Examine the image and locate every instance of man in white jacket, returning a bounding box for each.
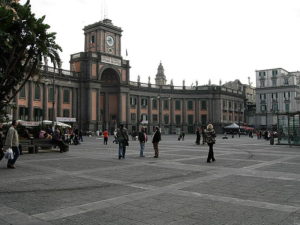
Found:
[5,120,19,169]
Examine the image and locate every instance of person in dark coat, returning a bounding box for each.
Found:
[152,126,161,158]
[116,124,129,159]
[205,124,216,163]
[195,127,201,145]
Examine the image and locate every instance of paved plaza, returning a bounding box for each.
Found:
[0,135,299,225]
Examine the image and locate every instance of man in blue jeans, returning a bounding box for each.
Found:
[5,120,20,169]
[138,127,147,157]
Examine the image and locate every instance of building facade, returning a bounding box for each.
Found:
[255,68,300,129]
[11,19,246,134]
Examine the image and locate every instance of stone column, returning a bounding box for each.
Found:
[118,93,122,125]
[182,98,187,132]
[126,93,130,128]
[137,95,141,131]
[97,89,101,130]
[28,81,33,121]
[147,96,152,133]
[105,93,109,129]
[57,86,62,117]
[43,84,48,120]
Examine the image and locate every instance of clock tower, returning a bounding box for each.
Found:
[83,18,122,56]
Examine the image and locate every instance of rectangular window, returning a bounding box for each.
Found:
[19,106,28,120]
[272,70,278,76]
[152,99,157,109]
[19,86,26,99]
[91,35,95,43]
[141,98,148,107]
[259,71,266,77]
[272,79,277,87]
[284,78,289,85]
[188,115,194,125]
[201,101,207,110]
[131,113,136,121]
[261,105,266,112]
[152,114,158,122]
[272,103,278,112]
[285,103,289,112]
[223,100,226,108]
[48,87,54,102]
[164,115,169,124]
[33,108,43,121]
[48,108,54,121]
[223,115,226,121]
[163,100,169,110]
[175,100,181,110]
[187,101,193,110]
[175,115,181,125]
[260,80,265,87]
[141,114,148,121]
[63,109,70,117]
[63,89,70,103]
[34,85,40,100]
[229,101,232,109]
[130,97,137,106]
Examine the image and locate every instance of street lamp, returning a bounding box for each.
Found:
[51,69,56,131]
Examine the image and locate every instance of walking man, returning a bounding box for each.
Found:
[152,126,161,158]
[5,120,20,169]
[116,124,129,159]
[138,127,147,157]
[195,127,201,145]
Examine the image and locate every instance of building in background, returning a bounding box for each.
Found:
[10,19,246,134]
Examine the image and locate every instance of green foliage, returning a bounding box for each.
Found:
[0,0,62,119]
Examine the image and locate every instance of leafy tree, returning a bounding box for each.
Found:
[0,0,62,120]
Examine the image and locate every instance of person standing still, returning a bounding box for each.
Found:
[138,128,147,157]
[5,120,20,169]
[195,127,201,145]
[152,126,161,158]
[103,129,109,145]
[205,124,216,163]
[116,124,129,159]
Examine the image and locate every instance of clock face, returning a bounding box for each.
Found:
[106,35,114,47]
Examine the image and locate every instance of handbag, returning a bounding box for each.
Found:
[4,148,14,160]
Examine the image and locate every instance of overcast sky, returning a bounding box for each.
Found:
[20,0,300,86]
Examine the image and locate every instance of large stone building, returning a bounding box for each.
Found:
[255,68,300,129]
[11,19,246,134]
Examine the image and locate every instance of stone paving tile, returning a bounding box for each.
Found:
[29,157,129,171]
[0,175,142,215]
[216,153,282,161]
[182,175,300,207]
[84,164,208,187]
[179,158,259,168]
[257,162,300,174]
[287,156,300,164]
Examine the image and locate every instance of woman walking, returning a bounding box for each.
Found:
[205,124,216,163]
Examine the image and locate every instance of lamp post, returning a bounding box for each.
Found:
[52,70,56,131]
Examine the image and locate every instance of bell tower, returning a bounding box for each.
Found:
[155,62,167,85]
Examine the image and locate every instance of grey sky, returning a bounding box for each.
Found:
[21,0,300,86]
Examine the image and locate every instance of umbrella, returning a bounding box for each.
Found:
[224,123,240,129]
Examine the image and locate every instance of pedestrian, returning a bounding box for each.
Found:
[138,127,147,157]
[181,131,185,141]
[4,120,20,169]
[205,123,216,163]
[116,124,129,159]
[152,126,161,158]
[103,129,109,145]
[195,127,201,145]
[79,129,83,142]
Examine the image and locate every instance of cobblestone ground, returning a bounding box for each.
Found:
[0,135,299,225]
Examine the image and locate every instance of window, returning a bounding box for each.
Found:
[141,98,148,107]
[164,115,169,124]
[187,101,193,110]
[91,35,95,43]
[152,99,157,109]
[48,87,54,102]
[260,94,266,100]
[201,101,207,110]
[141,114,148,121]
[261,105,266,112]
[259,71,266,77]
[272,79,277,87]
[201,115,207,125]
[34,85,40,100]
[163,100,169,110]
[63,109,70,117]
[285,103,290,112]
[131,113,136,121]
[223,115,227,121]
[152,114,158,122]
[272,70,278,76]
[19,86,26,99]
[284,78,289,85]
[260,80,265,87]
[130,97,137,106]
[63,89,70,103]
[19,106,28,120]
[223,100,226,109]
[48,108,54,121]
[234,103,237,110]
[175,100,181,110]
[175,115,181,125]
[272,93,278,100]
[284,92,290,100]
[272,103,278,112]
[229,101,232,109]
[33,108,43,121]
[188,115,193,125]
